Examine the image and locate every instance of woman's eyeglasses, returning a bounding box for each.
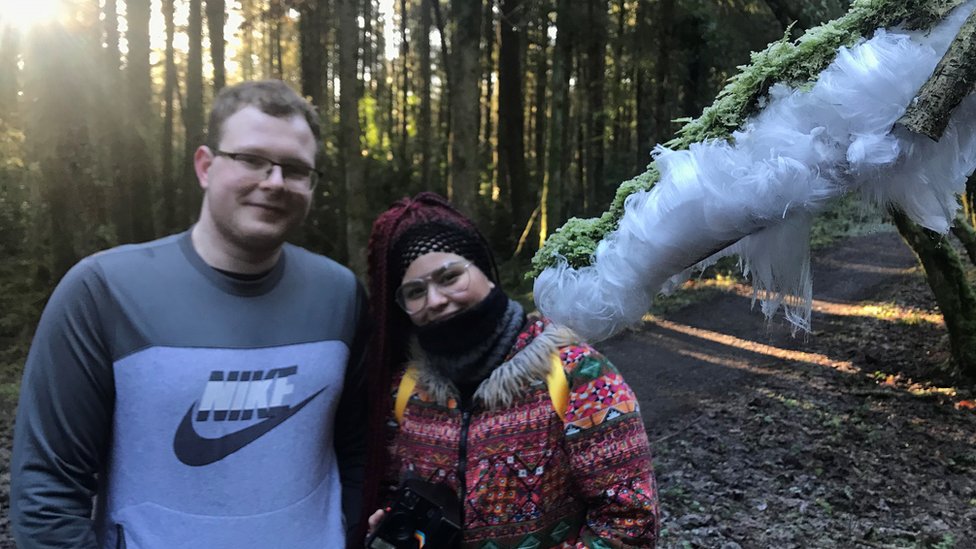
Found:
[395,261,472,314]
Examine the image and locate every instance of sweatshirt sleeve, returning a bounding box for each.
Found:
[560,345,660,548]
[10,259,116,548]
[334,281,371,541]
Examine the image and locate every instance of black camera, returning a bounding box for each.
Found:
[366,478,462,549]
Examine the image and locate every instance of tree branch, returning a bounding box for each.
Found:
[896,8,976,141]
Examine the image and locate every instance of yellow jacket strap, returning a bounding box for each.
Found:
[394,366,419,424]
[393,354,569,423]
[547,354,569,422]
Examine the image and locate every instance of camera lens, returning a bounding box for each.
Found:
[388,512,414,543]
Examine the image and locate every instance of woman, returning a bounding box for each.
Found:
[362,192,658,548]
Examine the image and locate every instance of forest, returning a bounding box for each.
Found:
[0,0,844,388]
[3,0,976,546]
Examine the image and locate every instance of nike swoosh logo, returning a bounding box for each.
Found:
[173,387,326,466]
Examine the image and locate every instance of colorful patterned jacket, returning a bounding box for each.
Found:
[383,317,659,548]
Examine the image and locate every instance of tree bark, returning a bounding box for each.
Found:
[498,0,529,253]
[300,0,326,107]
[183,0,205,223]
[541,0,573,244]
[448,0,483,222]
[481,0,496,195]
[532,1,549,191]
[162,0,178,232]
[609,0,627,155]
[634,0,654,172]
[399,0,410,171]
[419,0,434,191]
[240,0,255,80]
[338,0,367,270]
[951,212,976,266]
[652,0,674,147]
[584,0,608,215]
[893,209,976,377]
[125,0,157,242]
[896,8,976,141]
[206,0,226,92]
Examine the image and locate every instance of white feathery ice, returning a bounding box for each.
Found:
[534,0,976,342]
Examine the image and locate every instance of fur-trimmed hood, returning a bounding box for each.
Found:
[407,319,578,410]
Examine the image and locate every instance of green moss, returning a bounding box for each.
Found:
[529,0,968,278]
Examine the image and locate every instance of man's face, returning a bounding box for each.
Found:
[194,105,317,257]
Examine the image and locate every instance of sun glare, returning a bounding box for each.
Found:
[0,0,63,30]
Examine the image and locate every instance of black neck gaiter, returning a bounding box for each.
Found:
[415,287,525,401]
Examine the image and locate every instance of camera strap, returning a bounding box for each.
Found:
[394,353,569,423]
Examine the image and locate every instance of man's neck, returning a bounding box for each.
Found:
[191,223,282,274]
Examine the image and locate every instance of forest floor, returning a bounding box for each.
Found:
[605,228,976,548]
[1,228,975,548]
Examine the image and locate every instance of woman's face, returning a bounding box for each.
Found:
[400,251,495,326]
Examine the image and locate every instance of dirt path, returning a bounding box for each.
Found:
[604,229,976,548]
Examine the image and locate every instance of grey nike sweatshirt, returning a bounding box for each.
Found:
[11,230,368,549]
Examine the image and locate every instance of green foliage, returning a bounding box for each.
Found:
[529,0,968,277]
[931,532,955,549]
[809,193,887,249]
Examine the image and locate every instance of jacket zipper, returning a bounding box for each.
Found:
[458,408,473,528]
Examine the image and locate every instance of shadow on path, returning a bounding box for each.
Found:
[602,229,920,430]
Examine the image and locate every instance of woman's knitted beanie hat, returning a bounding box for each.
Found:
[371,192,498,289]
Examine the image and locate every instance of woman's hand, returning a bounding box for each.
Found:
[366,508,386,535]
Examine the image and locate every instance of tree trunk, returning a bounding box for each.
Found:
[431,0,453,194]
[532,2,549,196]
[481,0,496,196]
[609,0,626,155]
[419,0,434,192]
[25,24,95,278]
[541,0,572,245]
[101,0,132,244]
[584,0,608,214]
[125,0,157,242]
[951,212,976,266]
[896,8,976,141]
[183,0,205,223]
[652,0,674,146]
[0,28,18,120]
[338,0,367,270]
[162,0,178,232]
[498,0,529,253]
[206,0,226,92]
[448,0,483,221]
[300,0,326,107]
[360,0,374,91]
[634,0,654,172]
[893,209,976,377]
[399,0,410,171]
[240,0,255,80]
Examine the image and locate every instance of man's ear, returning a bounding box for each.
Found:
[193,146,214,190]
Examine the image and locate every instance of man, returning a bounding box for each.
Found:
[10,80,368,548]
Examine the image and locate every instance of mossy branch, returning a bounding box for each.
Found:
[529,0,969,278]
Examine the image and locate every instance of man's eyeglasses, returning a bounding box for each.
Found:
[395,261,472,314]
[214,150,321,192]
